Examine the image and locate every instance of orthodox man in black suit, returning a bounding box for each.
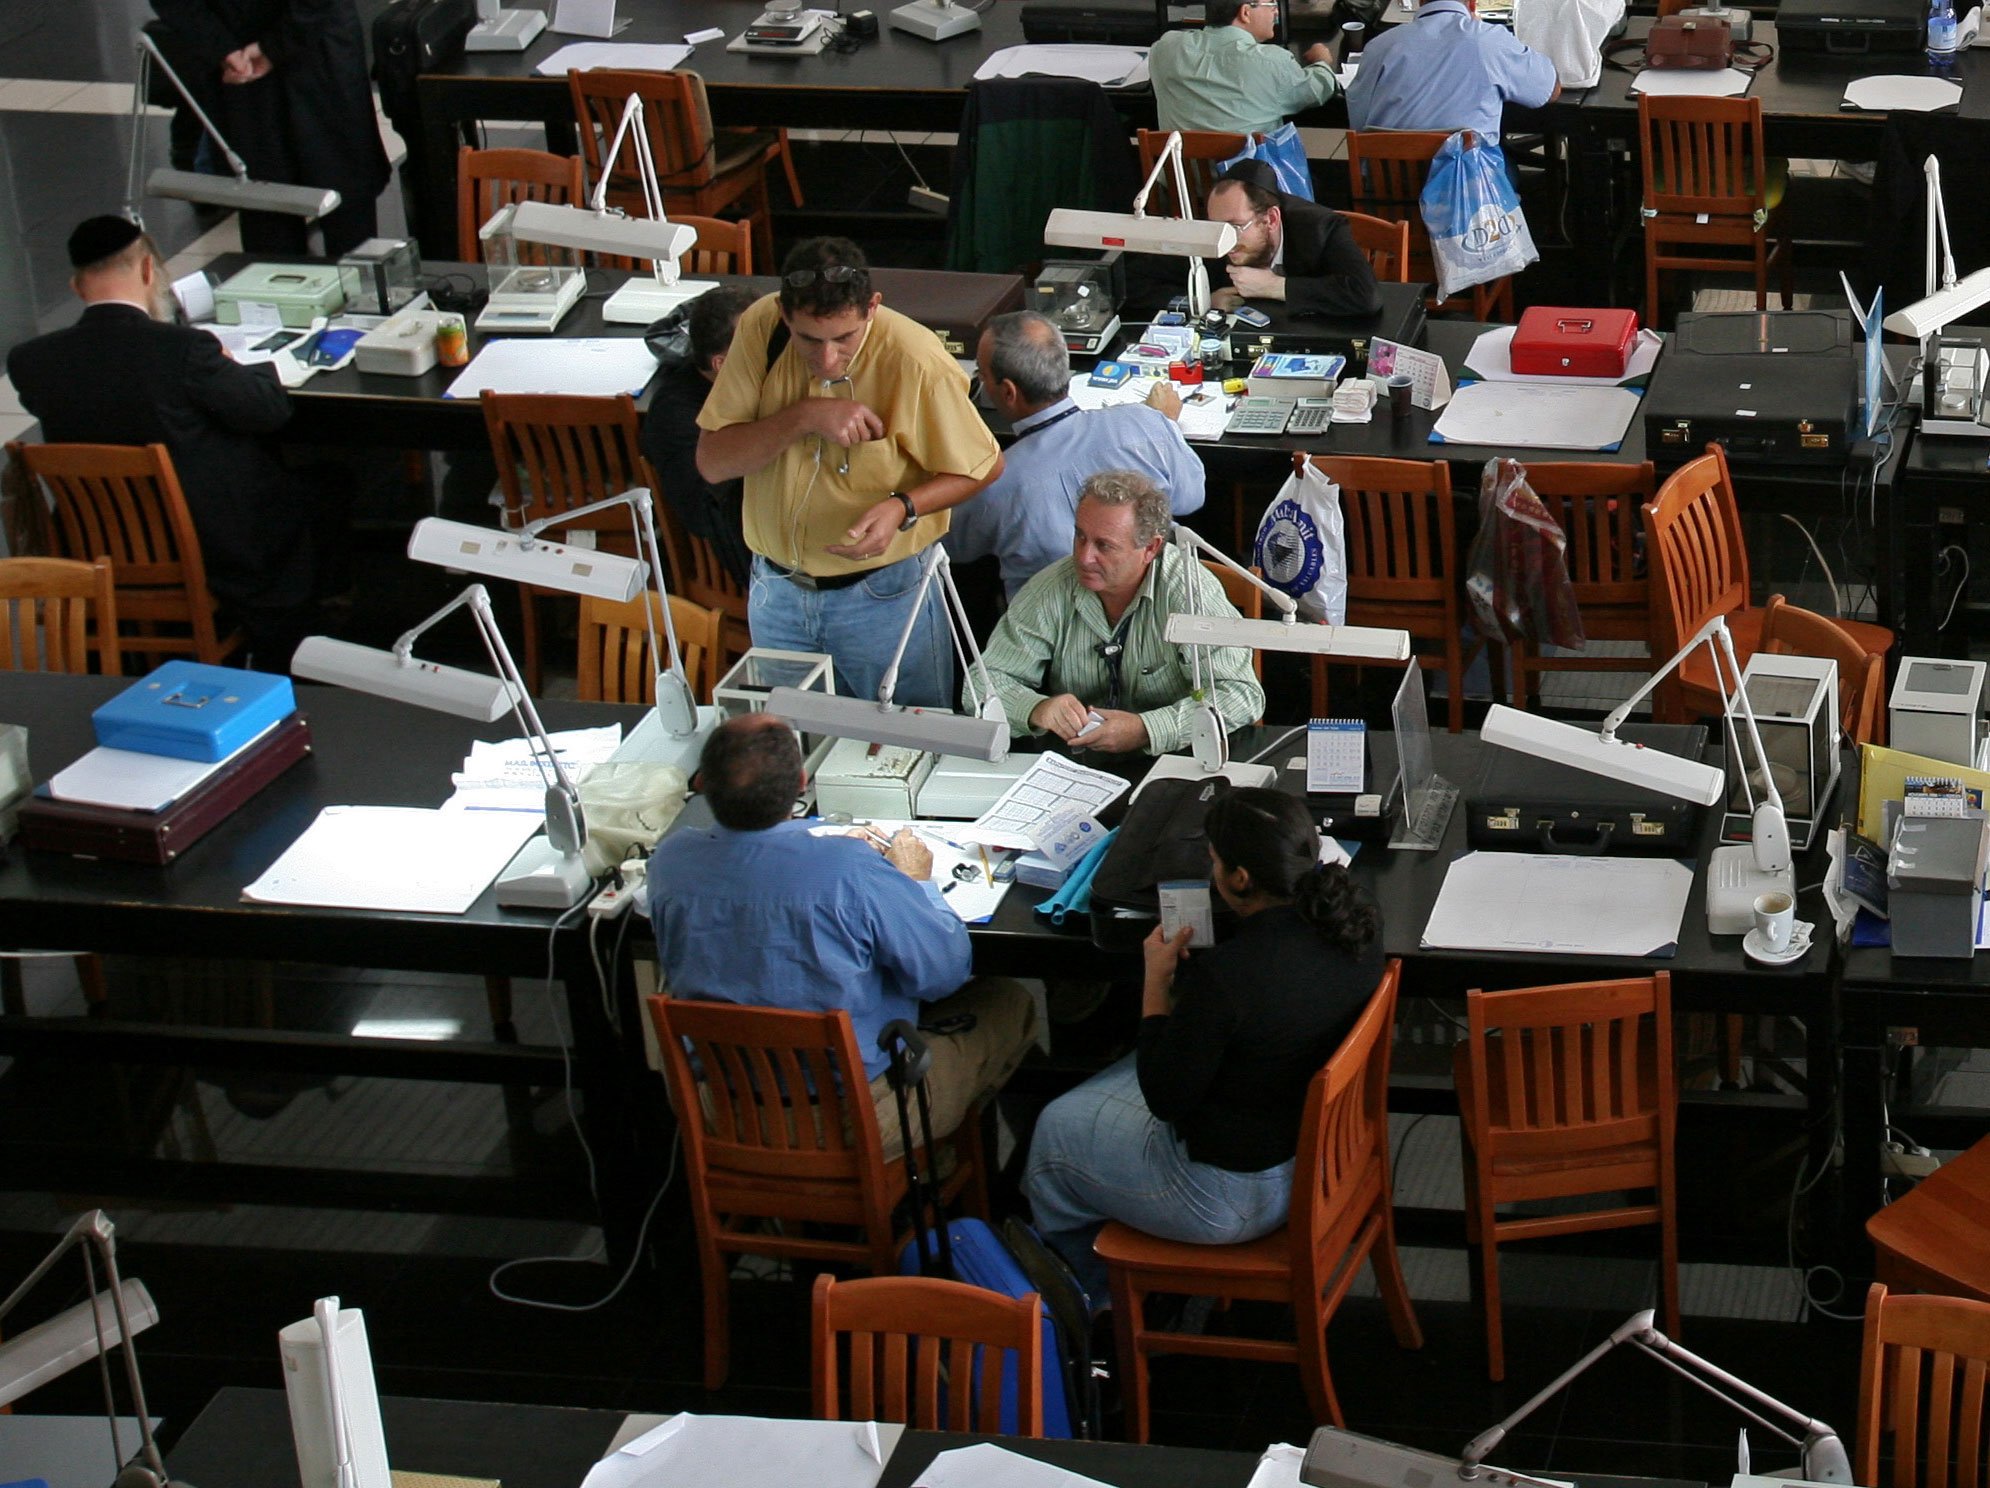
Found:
[1205,160,1383,319]
[7,217,318,672]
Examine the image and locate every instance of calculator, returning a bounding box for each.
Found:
[1225,396,1293,436]
[1286,397,1336,435]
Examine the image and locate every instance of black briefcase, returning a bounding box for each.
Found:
[1465,723,1709,855]
[372,0,475,126]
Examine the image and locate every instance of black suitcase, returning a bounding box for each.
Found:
[371,0,475,127]
[1465,723,1709,855]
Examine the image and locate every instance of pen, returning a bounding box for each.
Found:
[978,843,994,882]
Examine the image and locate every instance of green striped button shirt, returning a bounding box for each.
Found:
[971,544,1265,756]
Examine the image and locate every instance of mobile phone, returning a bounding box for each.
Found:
[1230,305,1272,329]
[251,328,306,354]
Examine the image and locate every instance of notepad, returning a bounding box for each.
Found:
[1306,719,1365,793]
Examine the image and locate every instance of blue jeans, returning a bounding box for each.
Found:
[1023,1055,1296,1306]
[748,551,954,709]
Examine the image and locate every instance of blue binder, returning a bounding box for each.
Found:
[92,662,295,762]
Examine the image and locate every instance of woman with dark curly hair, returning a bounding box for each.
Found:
[1023,787,1385,1302]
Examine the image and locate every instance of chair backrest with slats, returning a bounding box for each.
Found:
[1643,445,1751,661]
[457,145,585,262]
[578,590,724,705]
[1293,959,1403,1287]
[1137,128,1250,218]
[570,69,717,201]
[812,1274,1045,1435]
[1464,974,1675,1167]
[480,392,656,540]
[0,557,120,676]
[1639,94,1770,221]
[647,996,896,1237]
[1519,461,1655,623]
[654,497,747,626]
[9,441,236,664]
[1345,131,1452,280]
[1306,454,1458,613]
[1759,593,1887,746]
[1344,210,1413,284]
[1857,1283,1990,1488]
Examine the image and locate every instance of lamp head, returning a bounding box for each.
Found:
[147,167,338,220]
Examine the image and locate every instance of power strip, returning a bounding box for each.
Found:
[588,860,648,920]
[1881,1142,1941,1180]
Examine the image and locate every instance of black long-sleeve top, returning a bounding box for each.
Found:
[1135,904,1385,1172]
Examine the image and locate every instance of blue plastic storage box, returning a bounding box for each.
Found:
[91,662,295,762]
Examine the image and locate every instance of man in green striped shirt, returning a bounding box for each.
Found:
[971,470,1264,756]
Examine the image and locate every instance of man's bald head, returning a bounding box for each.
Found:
[980,310,1073,412]
[696,714,803,831]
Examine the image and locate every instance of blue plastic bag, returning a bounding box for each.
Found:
[1220,122,1315,202]
[1418,131,1537,302]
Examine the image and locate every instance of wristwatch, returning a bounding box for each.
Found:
[892,491,918,530]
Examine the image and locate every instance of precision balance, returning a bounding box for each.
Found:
[1034,257,1124,356]
[474,203,585,334]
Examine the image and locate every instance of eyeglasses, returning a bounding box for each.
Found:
[782,265,866,288]
[1215,210,1267,232]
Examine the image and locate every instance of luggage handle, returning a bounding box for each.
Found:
[879,1019,954,1279]
[1533,818,1617,855]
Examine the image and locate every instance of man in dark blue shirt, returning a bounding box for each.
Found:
[647,715,1036,1156]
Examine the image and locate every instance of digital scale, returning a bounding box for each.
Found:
[1034,259,1123,356]
[728,3,834,53]
[476,265,586,334]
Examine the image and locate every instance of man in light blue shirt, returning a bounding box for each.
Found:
[947,311,1206,600]
[1345,0,1559,144]
[648,715,1036,1157]
[1150,0,1340,136]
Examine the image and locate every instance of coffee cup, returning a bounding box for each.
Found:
[1339,20,1367,55]
[1387,373,1414,421]
[1752,889,1795,954]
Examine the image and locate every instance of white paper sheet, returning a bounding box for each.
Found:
[913,1442,1115,1488]
[172,271,215,323]
[242,806,541,915]
[443,337,657,399]
[1843,74,1964,111]
[580,1412,888,1488]
[1432,381,1641,450]
[49,745,230,811]
[960,752,1130,849]
[808,819,1016,923]
[1247,1444,1307,1488]
[973,44,1150,87]
[1464,324,1663,385]
[535,40,691,74]
[1421,852,1693,957]
[550,0,620,38]
[1632,67,1750,96]
[1065,370,1159,411]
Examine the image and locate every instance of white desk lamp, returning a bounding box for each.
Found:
[0,1211,183,1488]
[1481,612,1793,934]
[769,545,1011,761]
[465,0,547,52]
[124,33,339,226]
[1882,155,1990,438]
[1155,524,1411,787]
[1045,131,1238,318]
[291,584,594,910]
[890,0,985,39]
[409,487,701,739]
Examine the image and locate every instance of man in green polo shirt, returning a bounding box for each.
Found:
[1150,0,1340,137]
[973,470,1263,757]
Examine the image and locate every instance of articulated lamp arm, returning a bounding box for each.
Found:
[1172,522,1300,623]
[586,94,681,287]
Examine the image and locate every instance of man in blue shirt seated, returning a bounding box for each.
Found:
[647,715,1037,1158]
[1345,0,1559,144]
[946,311,1206,601]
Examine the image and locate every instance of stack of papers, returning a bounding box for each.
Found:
[807,820,1016,924]
[444,725,624,812]
[444,338,659,399]
[1063,371,1230,441]
[914,1443,1115,1488]
[535,41,691,75]
[1421,851,1693,957]
[242,806,541,915]
[1431,382,1643,451]
[973,44,1150,87]
[582,1412,889,1488]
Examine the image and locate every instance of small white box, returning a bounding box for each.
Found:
[1890,657,1986,768]
[353,309,442,377]
[815,736,935,820]
[1721,652,1839,852]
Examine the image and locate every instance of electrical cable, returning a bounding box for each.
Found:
[1777,515,1842,617]
[1937,544,1971,633]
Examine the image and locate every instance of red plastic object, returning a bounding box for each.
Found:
[1511,307,1640,378]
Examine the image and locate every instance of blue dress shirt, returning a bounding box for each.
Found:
[944,398,1207,599]
[647,819,971,1080]
[1345,0,1558,143]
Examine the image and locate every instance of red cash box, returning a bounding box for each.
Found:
[1511,307,1640,378]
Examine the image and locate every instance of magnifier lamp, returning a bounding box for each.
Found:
[407,487,701,739]
[1045,131,1238,318]
[291,584,595,911]
[1882,155,1990,437]
[1480,612,1793,933]
[124,32,340,226]
[889,0,985,40]
[767,545,1011,761]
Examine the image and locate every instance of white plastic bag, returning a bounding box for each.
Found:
[576,761,689,878]
[1419,132,1539,303]
[1515,0,1625,89]
[1252,461,1348,624]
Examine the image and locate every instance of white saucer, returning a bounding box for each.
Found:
[1743,921,1812,966]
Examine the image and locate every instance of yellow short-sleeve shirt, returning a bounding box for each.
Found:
[695,295,1001,578]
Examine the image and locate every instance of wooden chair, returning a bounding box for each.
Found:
[1345,130,1514,321]
[456,145,584,261]
[1202,556,1265,685]
[1638,94,1792,329]
[479,392,658,694]
[1344,209,1412,284]
[1137,128,1250,218]
[648,996,989,1390]
[1643,446,1890,723]
[577,590,724,706]
[653,499,749,666]
[1759,593,1888,746]
[1302,454,1468,732]
[1857,1282,1990,1488]
[812,1274,1045,1436]
[6,441,243,667]
[1096,961,1420,1440]
[1504,461,1657,710]
[568,69,774,276]
[1454,972,1679,1381]
[1865,1133,1990,1304]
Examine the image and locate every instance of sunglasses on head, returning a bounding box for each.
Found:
[782,265,865,288]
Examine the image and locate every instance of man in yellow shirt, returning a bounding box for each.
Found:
[696,237,1004,707]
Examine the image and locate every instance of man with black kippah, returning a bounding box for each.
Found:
[1203,160,1382,319]
[7,216,317,671]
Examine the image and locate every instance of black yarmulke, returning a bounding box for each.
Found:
[67,215,142,269]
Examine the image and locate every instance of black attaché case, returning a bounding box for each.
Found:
[1465,722,1709,856]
